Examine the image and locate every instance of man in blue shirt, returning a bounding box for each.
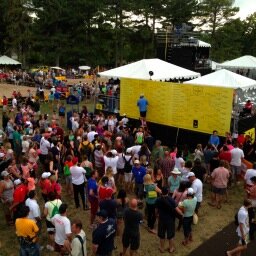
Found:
[137,94,148,123]
[209,130,220,149]
[132,160,146,200]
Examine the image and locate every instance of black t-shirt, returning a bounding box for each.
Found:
[155,196,177,222]
[92,218,116,254]
[99,199,117,219]
[123,208,143,236]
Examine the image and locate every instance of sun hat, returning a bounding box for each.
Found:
[171,168,181,175]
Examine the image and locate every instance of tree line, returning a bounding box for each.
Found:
[0,0,255,68]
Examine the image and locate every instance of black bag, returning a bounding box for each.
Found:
[234,212,239,226]
[123,155,132,173]
[75,235,85,256]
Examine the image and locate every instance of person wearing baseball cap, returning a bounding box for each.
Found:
[132,159,146,200]
[179,187,197,246]
[186,172,203,214]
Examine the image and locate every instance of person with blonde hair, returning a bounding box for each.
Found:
[144,173,162,234]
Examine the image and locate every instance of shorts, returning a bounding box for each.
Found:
[89,199,99,216]
[124,173,132,183]
[46,219,55,234]
[140,111,146,118]
[212,186,226,195]
[158,220,175,239]
[231,165,241,177]
[122,232,140,250]
[54,242,64,252]
[238,234,249,245]
[65,175,72,185]
[59,112,65,117]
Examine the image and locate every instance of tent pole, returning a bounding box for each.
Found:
[175,128,179,145]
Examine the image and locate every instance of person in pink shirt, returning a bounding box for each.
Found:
[208,160,230,209]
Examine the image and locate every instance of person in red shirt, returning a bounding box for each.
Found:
[98,176,114,202]
[49,175,62,199]
[244,100,253,114]
[219,145,231,163]
[2,96,8,111]
[39,172,52,202]
[10,179,28,220]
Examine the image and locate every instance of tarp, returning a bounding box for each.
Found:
[217,55,256,69]
[184,69,256,90]
[0,55,21,65]
[98,58,200,80]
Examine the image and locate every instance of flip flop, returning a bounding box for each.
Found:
[169,248,175,253]
[158,247,164,253]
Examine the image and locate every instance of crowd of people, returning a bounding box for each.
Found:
[0,91,256,256]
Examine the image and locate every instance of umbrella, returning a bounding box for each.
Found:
[51,66,65,71]
[79,66,91,70]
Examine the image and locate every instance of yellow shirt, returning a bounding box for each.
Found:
[16,218,39,242]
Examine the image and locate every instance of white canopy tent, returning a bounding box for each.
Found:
[0,55,21,65]
[50,66,65,71]
[98,58,200,80]
[211,61,220,71]
[217,55,256,69]
[79,66,91,70]
[184,69,256,90]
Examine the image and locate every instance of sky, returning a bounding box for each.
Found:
[235,0,256,20]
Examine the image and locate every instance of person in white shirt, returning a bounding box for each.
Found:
[226,199,252,256]
[39,133,51,163]
[25,190,41,222]
[22,136,30,154]
[70,157,86,210]
[187,172,203,214]
[51,203,72,255]
[65,219,87,256]
[121,114,129,127]
[87,126,98,143]
[244,163,256,188]
[230,141,244,184]
[103,150,119,175]
[12,96,17,109]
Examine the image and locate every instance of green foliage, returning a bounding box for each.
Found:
[0,0,255,67]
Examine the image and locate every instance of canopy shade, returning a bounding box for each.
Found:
[0,55,21,65]
[79,66,91,70]
[98,58,200,80]
[184,69,256,90]
[217,55,256,69]
[51,66,65,71]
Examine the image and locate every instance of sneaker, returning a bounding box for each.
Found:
[46,245,54,251]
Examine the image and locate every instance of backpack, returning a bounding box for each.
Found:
[80,142,92,158]
[136,133,143,144]
[50,200,60,218]
[234,212,239,226]
[75,235,85,256]
[123,156,132,173]
[64,165,71,176]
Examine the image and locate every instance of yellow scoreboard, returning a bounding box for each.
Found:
[120,78,233,136]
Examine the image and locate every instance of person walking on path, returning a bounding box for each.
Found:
[226,199,252,256]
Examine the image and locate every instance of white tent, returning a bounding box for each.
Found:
[98,58,200,80]
[217,55,256,69]
[51,66,65,71]
[0,55,21,65]
[211,61,220,70]
[184,69,256,90]
[79,66,91,70]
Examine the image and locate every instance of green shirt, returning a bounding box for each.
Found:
[182,197,197,217]
[168,175,181,193]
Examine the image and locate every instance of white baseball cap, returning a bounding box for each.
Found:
[14,179,22,185]
[186,172,195,178]
[1,170,9,177]
[0,152,5,158]
[42,172,51,179]
[111,149,117,155]
[187,188,194,195]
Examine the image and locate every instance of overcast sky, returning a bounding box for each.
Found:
[235,0,256,19]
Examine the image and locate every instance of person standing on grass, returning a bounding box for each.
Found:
[226,199,252,256]
[179,188,197,246]
[230,141,244,184]
[15,205,40,256]
[70,157,87,210]
[156,186,183,253]
[121,199,143,256]
[208,160,230,209]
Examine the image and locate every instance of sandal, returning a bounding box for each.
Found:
[169,247,175,253]
[158,247,164,253]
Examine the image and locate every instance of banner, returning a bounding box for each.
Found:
[120,78,233,136]
[244,127,255,143]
